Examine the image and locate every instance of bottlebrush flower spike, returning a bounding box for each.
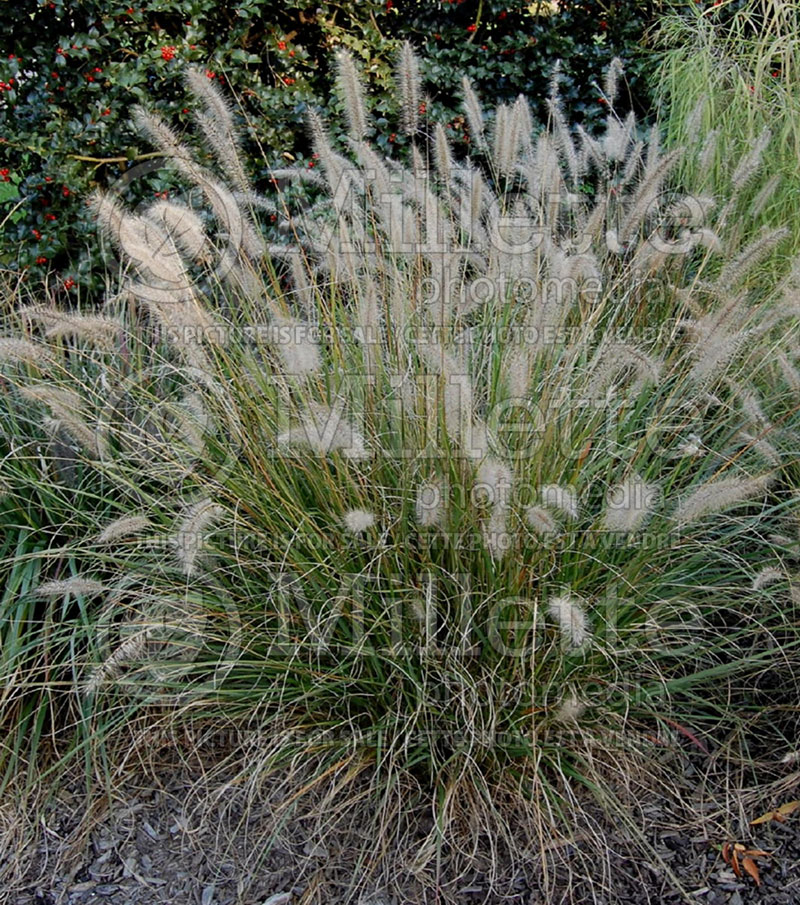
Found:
[548,594,590,649]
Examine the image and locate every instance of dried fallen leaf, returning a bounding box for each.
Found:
[741,855,760,886]
[751,800,800,825]
[728,844,743,878]
[721,841,770,885]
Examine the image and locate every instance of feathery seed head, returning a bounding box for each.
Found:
[525,505,562,538]
[36,577,106,598]
[81,629,150,697]
[16,305,63,330]
[335,50,369,142]
[145,201,210,264]
[731,127,771,191]
[279,403,369,460]
[21,384,100,457]
[461,76,486,151]
[397,42,422,136]
[586,341,662,399]
[504,347,532,399]
[174,498,224,577]
[476,458,513,508]
[752,566,784,591]
[416,479,445,528]
[184,66,250,193]
[0,337,49,367]
[698,129,719,172]
[97,515,153,543]
[555,692,586,723]
[43,314,121,349]
[688,329,745,386]
[343,509,376,535]
[477,457,513,560]
[603,474,659,535]
[272,315,322,377]
[548,593,589,649]
[131,106,185,160]
[434,123,455,183]
[603,117,630,163]
[540,484,579,520]
[603,57,624,107]
[674,474,771,529]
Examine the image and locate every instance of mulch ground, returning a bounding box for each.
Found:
[5,750,800,905]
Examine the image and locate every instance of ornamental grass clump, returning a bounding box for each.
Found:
[2,44,800,900]
[655,0,800,274]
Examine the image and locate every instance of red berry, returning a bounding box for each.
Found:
[161,45,176,61]
[467,23,477,32]
[277,41,286,50]
[36,256,48,264]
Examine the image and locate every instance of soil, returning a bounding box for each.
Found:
[5,750,800,905]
